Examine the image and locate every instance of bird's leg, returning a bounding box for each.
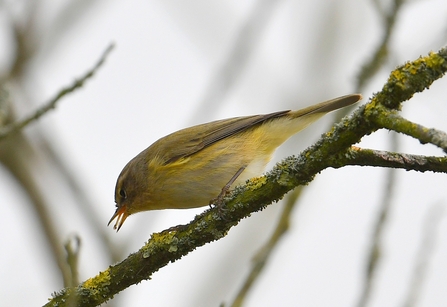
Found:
[162,167,247,233]
[161,166,245,234]
[209,166,246,214]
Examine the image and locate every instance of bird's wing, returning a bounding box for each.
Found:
[158,110,290,165]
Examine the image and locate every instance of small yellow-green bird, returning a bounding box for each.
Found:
[108,94,361,231]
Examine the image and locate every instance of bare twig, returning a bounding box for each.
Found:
[64,235,82,307]
[64,235,82,287]
[401,204,445,307]
[0,43,115,289]
[38,137,124,263]
[356,0,405,91]
[0,43,115,141]
[229,187,302,307]
[356,132,399,307]
[355,3,406,302]
[190,0,284,123]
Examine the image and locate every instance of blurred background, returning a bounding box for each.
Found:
[1,0,447,306]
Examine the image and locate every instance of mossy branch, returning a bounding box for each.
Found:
[44,46,447,307]
[331,146,447,173]
[373,112,447,153]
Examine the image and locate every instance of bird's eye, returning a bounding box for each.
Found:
[119,188,127,200]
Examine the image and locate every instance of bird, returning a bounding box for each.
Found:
[108,94,362,231]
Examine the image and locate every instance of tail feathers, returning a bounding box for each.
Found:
[289,94,362,118]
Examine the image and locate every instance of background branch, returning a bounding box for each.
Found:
[356,0,405,91]
[64,235,81,288]
[190,0,284,122]
[401,204,445,307]
[0,43,114,141]
[229,187,303,307]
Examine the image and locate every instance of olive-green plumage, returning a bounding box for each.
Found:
[108,94,362,230]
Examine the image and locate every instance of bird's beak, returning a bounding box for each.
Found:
[108,205,129,232]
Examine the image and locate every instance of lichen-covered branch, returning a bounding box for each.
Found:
[330,146,447,173]
[373,111,447,153]
[45,46,447,307]
[371,49,447,109]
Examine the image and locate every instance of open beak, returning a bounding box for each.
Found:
[108,206,129,232]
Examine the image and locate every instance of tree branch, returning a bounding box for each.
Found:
[44,46,447,307]
[331,146,447,173]
[373,112,447,153]
[0,43,114,141]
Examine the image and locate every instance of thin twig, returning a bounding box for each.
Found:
[64,235,82,307]
[229,187,302,307]
[38,137,124,263]
[190,0,283,123]
[356,0,405,91]
[0,140,73,287]
[64,235,81,287]
[401,204,445,307]
[356,132,399,307]
[0,43,115,141]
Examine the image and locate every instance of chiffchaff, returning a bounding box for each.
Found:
[108,94,361,231]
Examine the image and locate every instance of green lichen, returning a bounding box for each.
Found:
[380,52,447,108]
[74,270,112,304]
[245,176,267,191]
[83,270,111,292]
[168,237,179,253]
